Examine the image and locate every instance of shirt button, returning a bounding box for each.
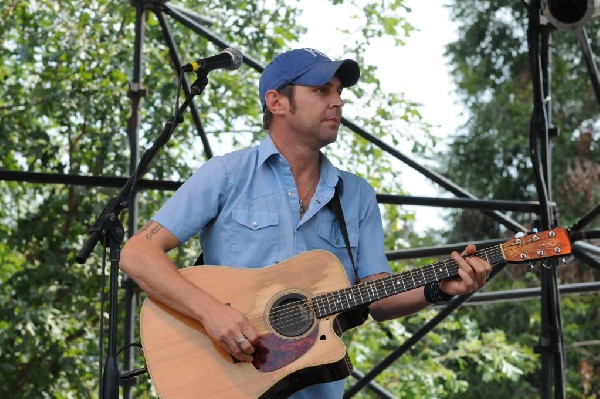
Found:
[288,191,294,197]
[252,221,258,228]
[335,239,340,245]
[316,199,321,204]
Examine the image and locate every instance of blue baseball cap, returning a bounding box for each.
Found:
[259,48,360,109]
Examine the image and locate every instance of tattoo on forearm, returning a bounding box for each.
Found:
[137,221,163,240]
[137,222,152,235]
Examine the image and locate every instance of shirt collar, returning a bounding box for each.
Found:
[320,155,343,193]
[258,134,344,193]
[257,134,280,167]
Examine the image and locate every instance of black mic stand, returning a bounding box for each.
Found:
[76,74,209,399]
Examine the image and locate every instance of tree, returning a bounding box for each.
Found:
[438,1,600,397]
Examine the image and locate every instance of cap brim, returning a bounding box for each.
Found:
[293,59,360,88]
[335,59,360,87]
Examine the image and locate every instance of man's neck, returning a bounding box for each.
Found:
[269,132,321,179]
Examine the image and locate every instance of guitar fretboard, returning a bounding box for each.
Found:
[312,245,504,318]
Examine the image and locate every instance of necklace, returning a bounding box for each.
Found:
[299,172,320,214]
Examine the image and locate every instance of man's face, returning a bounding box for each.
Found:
[283,76,344,149]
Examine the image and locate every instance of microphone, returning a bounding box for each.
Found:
[182,47,243,73]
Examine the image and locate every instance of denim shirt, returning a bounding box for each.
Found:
[153,134,390,398]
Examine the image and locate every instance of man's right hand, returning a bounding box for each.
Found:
[197,296,260,363]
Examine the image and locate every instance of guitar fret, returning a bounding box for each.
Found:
[345,288,354,308]
[324,295,332,315]
[367,284,375,302]
[334,292,343,312]
[312,296,320,314]
[380,279,389,297]
[338,290,346,309]
[333,292,340,313]
[379,282,387,297]
[352,287,360,306]
[327,292,334,313]
[321,293,330,316]
[365,283,373,302]
[432,265,440,282]
[319,296,326,314]
[345,290,352,308]
[358,285,365,305]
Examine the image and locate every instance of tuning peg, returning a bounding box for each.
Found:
[561,258,567,266]
[527,262,535,272]
[542,261,553,269]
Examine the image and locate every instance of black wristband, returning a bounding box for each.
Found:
[424,281,454,304]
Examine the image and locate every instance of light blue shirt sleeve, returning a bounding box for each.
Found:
[153,152,232,245]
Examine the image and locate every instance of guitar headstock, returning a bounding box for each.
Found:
[501,228,572,263]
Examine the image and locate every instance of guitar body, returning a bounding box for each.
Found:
[140,250,355,398]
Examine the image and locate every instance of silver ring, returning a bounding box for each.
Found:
[236,337,247,346]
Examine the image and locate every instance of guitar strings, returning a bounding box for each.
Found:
[253,245,506,332]
[253,239,554,334]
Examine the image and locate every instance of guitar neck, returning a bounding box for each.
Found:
[312,245,505,318]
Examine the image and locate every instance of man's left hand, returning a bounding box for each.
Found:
[439,244,492,296]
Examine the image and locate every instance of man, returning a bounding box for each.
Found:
[120,48,491,398]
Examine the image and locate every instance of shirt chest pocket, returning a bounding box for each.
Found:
[232,207,279,230]
[317,221,359,281]
[228,207,279,267]
[318,221,358,248]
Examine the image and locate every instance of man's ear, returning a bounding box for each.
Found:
[264,89,287,115]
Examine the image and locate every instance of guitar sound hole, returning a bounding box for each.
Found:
[269,293,314,337]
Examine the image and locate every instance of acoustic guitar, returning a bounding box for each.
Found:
[140,228,571,398]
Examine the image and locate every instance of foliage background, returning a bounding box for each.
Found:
[0,0,598,398]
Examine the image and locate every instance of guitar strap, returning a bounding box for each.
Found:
[329,183,370,328]
[329,183,359,284]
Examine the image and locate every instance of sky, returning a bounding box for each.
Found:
[296,0,462,140]
[296,0,461,229]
